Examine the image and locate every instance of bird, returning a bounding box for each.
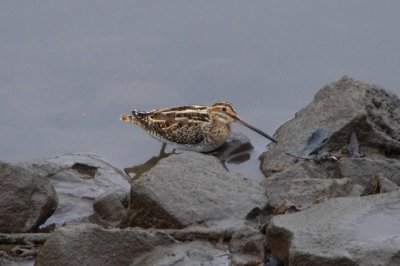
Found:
[120,101,277,153]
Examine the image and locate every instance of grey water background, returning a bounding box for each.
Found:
[1,1,400,179]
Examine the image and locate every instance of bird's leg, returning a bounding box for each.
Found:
[159,142,167,156]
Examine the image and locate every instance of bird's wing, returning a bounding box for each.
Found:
[133,110,206,145]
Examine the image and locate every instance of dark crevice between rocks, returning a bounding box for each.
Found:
[71,163,98,179]
[0,233,49,264]
[266,225,293,266]
[246,205,275,234]
[120,192,184,229]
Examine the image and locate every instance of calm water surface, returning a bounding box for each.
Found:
[1,1,400,179]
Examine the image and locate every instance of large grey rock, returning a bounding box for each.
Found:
[260,76,400,177]
[123,152,267,229]
[266,190,400,266]
[19,154,130,227]
[0,162,58,233]
[35,224,175,266]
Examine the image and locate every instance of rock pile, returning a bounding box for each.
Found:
[1,77,399,265]
[260,76,400,265]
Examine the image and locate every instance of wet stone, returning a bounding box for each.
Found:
[35,224,175,266]
[0,161,58,233]
[122,151,267,229]
[266,190,400,266]
[18,154,130,227]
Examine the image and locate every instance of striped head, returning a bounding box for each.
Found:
[210,101,278,143]
[209,102,237,124]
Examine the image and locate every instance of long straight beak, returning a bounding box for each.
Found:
[234,115,278,143]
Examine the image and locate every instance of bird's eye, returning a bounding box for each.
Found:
[221,107,227,112]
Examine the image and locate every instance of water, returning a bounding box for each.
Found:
[1,1,400,179]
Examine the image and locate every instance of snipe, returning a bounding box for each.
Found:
[121,102,277,152]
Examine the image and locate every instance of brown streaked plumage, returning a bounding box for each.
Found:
[121,102,277,152]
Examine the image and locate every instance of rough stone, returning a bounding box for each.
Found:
[260,76,400,177]
[266,190,400,266]
[166,219,250,242]
[164,219,267,265]
[337,157,400,186]
[0,161,58,233]
[35,222,266,266]
[262,173,361,208]
[229,226,266,265]
[18,154,130,227]
[261,162,363,209]
[92,191,128,227]
[35,224,175,266]
[130,241,230,266]
[123,151,267,229]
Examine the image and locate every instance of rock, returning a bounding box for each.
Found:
[229,226,266,265]
[35,224,176,266]
[261,162,363,207]
[166,219,250,242]
[122,152,267,229]
[35,222,265,266]
[168,219,267,265]
[337,157,400,186]
[18,154,130,227]
[377,173,400,193]
[260,76,400,177]
[266,190,400,266]
[130,241,230,266]
[0,161,58,233]
[92,191,128,227]
[358,172,399,196]
[166,220,266,265]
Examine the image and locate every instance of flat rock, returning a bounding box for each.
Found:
[130,241,230,266]
[18,154,130,227]
[0,161,58,233]
[262,172,361,208]
[123,151,267,229]
[35,224,175,266]
[260,158,366,208]
[266,190,400,266]
[260,76,400,177]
